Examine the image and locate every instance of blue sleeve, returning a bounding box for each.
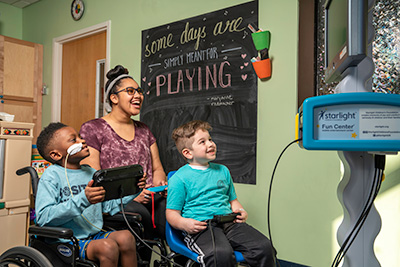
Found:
[166,173,186,211]
[35,170,91,227]
[101,194,137,216]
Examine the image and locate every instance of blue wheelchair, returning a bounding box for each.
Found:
[162,171,247,267]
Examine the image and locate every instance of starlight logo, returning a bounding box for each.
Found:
[318,109,356,121]
[318,109,327,120]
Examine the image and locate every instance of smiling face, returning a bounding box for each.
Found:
[49,126,90,167]
[110,78,143,116]
[182,129,217,166]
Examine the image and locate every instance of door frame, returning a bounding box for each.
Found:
[51,21,111,122]
[95,58,106,118]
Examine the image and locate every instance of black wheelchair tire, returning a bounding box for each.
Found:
[0,246,53,267]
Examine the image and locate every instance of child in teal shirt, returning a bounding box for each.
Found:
[167,120,275,267]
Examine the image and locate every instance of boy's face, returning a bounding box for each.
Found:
[49,126,89,164]
[183,129,216,166]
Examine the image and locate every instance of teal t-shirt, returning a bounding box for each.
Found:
[166,163,237,221]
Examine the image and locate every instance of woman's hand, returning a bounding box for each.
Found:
[137,173,147,189]
[159,180,168,198]
[134,187,152,204]
[85,180,105,204]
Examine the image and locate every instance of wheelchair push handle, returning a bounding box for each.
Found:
[16,166,39,198]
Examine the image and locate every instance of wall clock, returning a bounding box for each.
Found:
[71,0,85,21]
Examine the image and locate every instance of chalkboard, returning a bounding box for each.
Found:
[140,0,258,184]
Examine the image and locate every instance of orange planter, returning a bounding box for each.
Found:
[252,58,271,79]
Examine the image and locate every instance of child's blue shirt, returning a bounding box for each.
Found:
[166,162,237,221]
[35,164,135,240]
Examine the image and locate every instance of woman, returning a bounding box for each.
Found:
[80,65,167,241]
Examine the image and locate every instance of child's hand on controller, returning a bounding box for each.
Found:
[86,180,105,204]
[233,209,248,223]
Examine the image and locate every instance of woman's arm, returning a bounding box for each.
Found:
[80,146,101,170]
[150,142,166,186]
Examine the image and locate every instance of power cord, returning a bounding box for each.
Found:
[331,154,385,267]
[267,138,302,267]
[331,169,379,266]
[119,197,183,267]
[267,140,386,267]
[64,149,107,233]
[208,220,217,267]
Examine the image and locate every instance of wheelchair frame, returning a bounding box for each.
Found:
[0,166,170,267]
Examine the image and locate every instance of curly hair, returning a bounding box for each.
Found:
[171,120,212,156]
[36,122,67,163]
[105,65,131,104]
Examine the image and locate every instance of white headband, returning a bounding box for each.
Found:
[104,74,133,113]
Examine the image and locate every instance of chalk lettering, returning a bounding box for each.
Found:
[145,33,174,58]
[211,101,234,106]
[186,69,196,91]
[213,17,246,36]
[206,64,217,88]
[186,47,219,64]
[180,22,207,50]
[164,55,184,68]
[155,61,232,96]
[219,61,231,88]
[177,70,184,93]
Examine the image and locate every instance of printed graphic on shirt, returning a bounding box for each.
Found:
[60,184,87,202]
[217,180,227,190]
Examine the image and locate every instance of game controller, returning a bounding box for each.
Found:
[147,185,168,193]
[67,143,83,155]
[211,212,241,223]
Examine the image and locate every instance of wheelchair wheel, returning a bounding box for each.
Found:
[0,246,53,267]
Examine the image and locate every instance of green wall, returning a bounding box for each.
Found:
[7,0,399,266]
[0,2,22,39]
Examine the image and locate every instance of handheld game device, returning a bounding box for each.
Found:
[211,212,241,223]
[92,164,143,201]
[147,185,168,193]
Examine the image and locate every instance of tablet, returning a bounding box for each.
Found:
[92,164,143,201]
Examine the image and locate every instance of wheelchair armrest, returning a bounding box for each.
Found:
[103,212,144,237]
[103,212,142,223]
[29,225,74,239]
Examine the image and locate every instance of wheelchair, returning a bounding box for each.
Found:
[162,171,247,267]
[0,166,169,267]
[164,220,247,267]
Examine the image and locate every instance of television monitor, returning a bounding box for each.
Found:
[324,0,368,83]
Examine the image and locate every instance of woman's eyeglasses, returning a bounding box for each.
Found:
[115,86,143,95]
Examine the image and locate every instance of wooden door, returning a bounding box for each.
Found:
[61,31,106,131]
[0,35,43,142]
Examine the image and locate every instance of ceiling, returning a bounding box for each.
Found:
[0,0,40,8]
